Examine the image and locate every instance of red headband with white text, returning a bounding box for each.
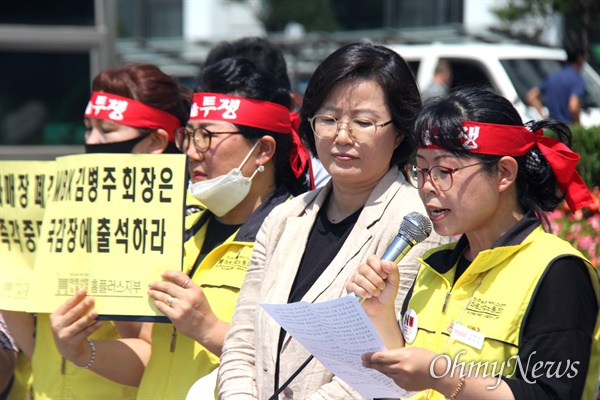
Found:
[84,92,181,142]
[191,92,312,184]
[420,121,593,211]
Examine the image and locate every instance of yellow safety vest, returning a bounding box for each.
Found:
[405,226,600,400]
[138,188,290,399]
[32,315,138,400]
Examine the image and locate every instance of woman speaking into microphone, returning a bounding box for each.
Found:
[348,87,599,400]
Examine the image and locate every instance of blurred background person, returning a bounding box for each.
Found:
[3,63,191,400]
[204,36,329,189]
[50,57,311,399]
[421,59,452,101]
[526,44,586,125]
[218,42,449,399]
[350,87,598,400]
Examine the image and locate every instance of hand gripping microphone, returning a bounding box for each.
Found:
[381,211,432,264]
[268,212,432,400]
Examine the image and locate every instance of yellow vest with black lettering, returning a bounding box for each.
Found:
[137,216,251,399]
[33,315,138,400]
[138,187,290,400]
[405,227,600,400]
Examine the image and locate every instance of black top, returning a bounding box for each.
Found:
[287,204,362,303]
[197,218,241,264]
[402,213,598,399]
[501,256,597,399]
[185,185,291,278]
[274,201,362,392]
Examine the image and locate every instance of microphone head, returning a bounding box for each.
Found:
[399,212,432,244]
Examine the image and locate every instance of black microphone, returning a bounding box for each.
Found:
[268,212,432,400]
[381,211,432,263]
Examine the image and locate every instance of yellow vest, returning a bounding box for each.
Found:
[136,210,255,400]
[406,227,600,400]
[32,314,138,400]
[185,191,204,214]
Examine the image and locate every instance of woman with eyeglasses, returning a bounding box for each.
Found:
[133,57,312,399]
[348,87,599,400]
[218,42,449,399]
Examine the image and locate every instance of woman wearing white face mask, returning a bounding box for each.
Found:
[159,57,315,399]
[139,59,311,399]
[34,58,312,400]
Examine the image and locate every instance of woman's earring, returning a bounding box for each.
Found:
[250,163,264,180]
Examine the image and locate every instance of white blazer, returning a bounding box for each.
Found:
[218,167,449,399]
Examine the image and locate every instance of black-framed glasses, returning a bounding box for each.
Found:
[404,162,486,191]
[174,127,242,153]
[308,115,393,143]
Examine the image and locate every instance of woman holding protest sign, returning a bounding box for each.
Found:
[348,87,599,399]
[2,63,191,400]
[47,58,312,399]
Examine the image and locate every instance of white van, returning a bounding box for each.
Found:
[388,43,600,127]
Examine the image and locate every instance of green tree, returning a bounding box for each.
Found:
[261,0,340,32]
[492,0,599,54]
[227,0,340,32]
[228,0,387,33]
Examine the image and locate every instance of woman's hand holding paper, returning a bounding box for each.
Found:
[50,288,102,367]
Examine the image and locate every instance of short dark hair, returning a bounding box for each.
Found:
[565,44,585,64]
[204,36,291,91]
[298,42,421,168]
[195,58,309,195]
[92,63,192,153]
[410,87,573,229]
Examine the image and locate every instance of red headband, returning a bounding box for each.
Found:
[421,121,593,211]
[84,92,181,142]
[191,93,312,183]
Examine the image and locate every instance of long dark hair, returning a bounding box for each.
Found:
[195,58,310,195]
[410,87,572,229]
[299,42,421,168]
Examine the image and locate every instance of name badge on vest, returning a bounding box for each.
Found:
[450,323,485,350]
[400,309,418,344]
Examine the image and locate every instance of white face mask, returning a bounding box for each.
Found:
[189,140,263,217]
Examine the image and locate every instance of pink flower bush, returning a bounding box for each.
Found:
[547,186,600,267]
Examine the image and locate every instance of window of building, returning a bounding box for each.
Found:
[0,0,95,26]
[0,52,90,145]
[117,0,183,38]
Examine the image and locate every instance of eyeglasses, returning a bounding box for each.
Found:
[174,127,242,153]
[404,162,486,191]
[308,115,393,143]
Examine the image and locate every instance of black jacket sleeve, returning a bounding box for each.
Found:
[502,256,598,399]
